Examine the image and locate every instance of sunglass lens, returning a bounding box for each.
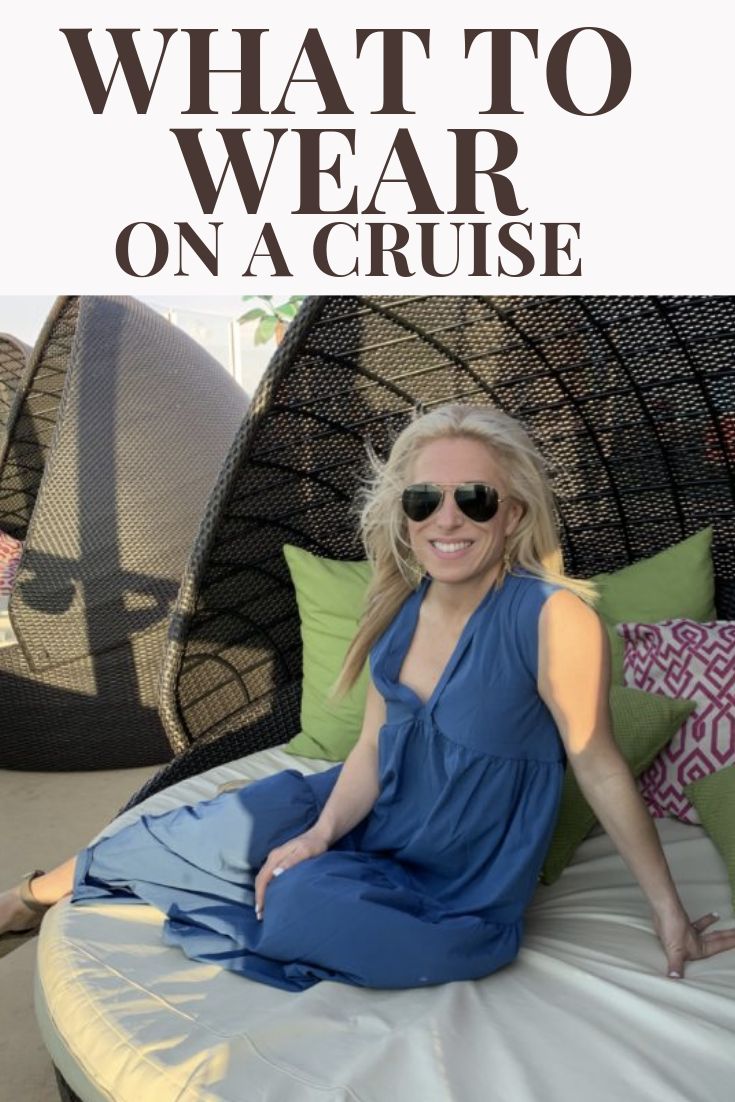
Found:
[402,485,443,521]
[455,484,499,522]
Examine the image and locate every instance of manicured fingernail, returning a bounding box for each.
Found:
[255,908,262,920]
[273,867,284,878]
[668,971,681,978]
[712,912,720,919]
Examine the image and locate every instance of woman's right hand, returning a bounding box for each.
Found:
[254,827,330,920]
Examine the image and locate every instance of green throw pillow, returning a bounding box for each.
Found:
[283,545,371,760]
[590,527,716,683]
[540,687,696,885]
[684,765,735,912]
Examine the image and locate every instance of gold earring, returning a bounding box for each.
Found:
[503,546,513,573]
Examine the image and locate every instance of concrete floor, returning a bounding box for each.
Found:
[0,764,156,1102]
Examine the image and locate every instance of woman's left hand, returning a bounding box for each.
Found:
[652,908,735,978]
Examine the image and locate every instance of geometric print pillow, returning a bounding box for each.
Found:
[0,527,23,596]
[619,620,735,824]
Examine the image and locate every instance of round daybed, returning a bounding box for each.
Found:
[0,296,248,770]
[36,296,735,1100]
[0,331,30,448]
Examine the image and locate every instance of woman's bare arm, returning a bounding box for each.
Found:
[311,677,385,845]
[254,676,385,916]
[536,588,735,977]
[536,588,686,915]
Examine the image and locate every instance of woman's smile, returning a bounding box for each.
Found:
[428,538,475,559]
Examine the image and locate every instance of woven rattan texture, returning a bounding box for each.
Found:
[145,295,735,805]
[11,296,247,670]
[0,299,78,539]
[0,620,170,771]
[0,300,78,539]
[0,333,29,442]
[0,295,247,771]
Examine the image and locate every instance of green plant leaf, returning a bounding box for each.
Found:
[255,315,278,345]
[276,302,299,320]
[238,307,267,324]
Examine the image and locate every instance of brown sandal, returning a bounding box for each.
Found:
[0,870,50,937]
[17,870,49,916]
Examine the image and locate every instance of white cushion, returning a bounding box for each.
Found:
[36,746,735,1102]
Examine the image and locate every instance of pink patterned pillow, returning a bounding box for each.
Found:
[0,528,23,596]
[619,619,735,823]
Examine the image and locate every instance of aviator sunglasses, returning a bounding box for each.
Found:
[401,482,506,524]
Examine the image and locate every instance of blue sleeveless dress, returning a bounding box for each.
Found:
[72,571,567,992]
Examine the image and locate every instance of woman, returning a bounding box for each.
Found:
[2,404,733,988]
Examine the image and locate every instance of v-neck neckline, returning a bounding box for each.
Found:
[396,575,503,712]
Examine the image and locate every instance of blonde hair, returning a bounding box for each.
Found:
[335,403,597,695]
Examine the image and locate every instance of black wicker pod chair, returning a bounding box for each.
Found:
[0,296,248,770]
[0,331,30,449]
[43,295,735,1102]
[114,293,735,805]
